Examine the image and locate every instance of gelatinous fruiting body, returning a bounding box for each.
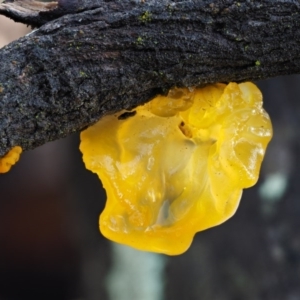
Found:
[80,82,272,255]
[0,146,22,173]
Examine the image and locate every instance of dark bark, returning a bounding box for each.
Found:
[0,0,300,155]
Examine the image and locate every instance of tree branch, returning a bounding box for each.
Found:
[1,0,300,155]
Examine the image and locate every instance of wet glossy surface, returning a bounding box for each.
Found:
[80,82,272,255]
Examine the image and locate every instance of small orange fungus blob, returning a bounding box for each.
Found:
[80,82,272,255]
[0,146,22,173]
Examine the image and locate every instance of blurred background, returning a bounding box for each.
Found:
[1,14,300,300]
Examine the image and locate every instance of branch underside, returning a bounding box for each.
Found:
[0,0,300,155]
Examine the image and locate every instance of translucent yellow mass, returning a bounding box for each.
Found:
[0,146,22,173]
[80,82,272,255]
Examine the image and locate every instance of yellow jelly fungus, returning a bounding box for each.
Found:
[80,82,272,255]
[0,146,22,173]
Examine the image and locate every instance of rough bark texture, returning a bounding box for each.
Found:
[0,0,300,155]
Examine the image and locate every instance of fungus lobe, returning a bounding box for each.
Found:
[80,82,272,255]
[0,146,22,174]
